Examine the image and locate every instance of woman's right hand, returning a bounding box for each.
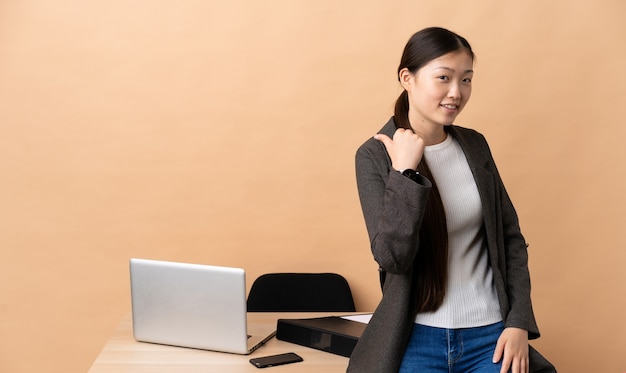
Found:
[374,128,425,172]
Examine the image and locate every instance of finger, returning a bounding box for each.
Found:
[511,356,520,373]
[392,128,412,141]
[498,346,513,373]
[492,339,504,364]
[500,355,512,373]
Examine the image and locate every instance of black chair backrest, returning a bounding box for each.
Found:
[247,273,356,312]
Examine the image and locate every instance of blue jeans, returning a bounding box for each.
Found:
[399,321,506,373]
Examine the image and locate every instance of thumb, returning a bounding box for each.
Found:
[373,133,392,148]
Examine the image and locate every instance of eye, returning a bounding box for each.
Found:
[437,75,449,81]
[462,77,472,83]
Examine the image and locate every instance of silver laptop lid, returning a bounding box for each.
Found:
[130,258,251,354]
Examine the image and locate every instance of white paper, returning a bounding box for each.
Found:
[341,313,373,324]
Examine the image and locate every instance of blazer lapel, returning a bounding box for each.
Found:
[447,126,499,264]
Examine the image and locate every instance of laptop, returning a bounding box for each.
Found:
[129,258,276,354]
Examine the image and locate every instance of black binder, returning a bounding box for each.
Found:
[276,316,367,357]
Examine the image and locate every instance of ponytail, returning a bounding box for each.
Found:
[392,93,449,313]
[394,91,410,130]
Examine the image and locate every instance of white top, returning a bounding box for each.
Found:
[415,134,502,329]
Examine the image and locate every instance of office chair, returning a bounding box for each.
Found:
[247,273,356,312]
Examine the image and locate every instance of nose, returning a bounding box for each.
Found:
[448,82,461,99]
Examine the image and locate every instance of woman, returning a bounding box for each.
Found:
[348,27,555,373]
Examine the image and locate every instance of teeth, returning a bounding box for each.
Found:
[442,104,457,109]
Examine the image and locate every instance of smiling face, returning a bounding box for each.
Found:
[400,50,474,135]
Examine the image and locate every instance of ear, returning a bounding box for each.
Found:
[398,68,414,90]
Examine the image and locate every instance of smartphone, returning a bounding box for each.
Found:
[249,352,303,368]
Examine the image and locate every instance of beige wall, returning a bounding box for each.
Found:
[1,1,625,372]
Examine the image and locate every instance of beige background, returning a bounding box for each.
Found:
[1,1,625,372]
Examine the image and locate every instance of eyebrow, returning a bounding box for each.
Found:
[433,66,474,74]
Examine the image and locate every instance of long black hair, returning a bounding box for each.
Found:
[394,27,474,312]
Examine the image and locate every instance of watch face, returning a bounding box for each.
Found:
[401,169,419,181]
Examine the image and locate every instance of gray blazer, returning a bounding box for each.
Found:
[348,118,555,372]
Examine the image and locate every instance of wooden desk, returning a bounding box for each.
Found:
[89,313,353,372]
